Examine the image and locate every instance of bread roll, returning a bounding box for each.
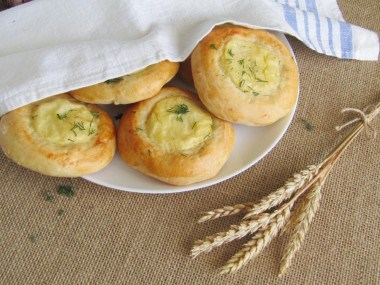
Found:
[191,25,299,126]
[0,94,116,177]
[117,87,235,186]
[70,60,179,104]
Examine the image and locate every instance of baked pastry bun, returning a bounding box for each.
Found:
[0,94,116,177]
[191,25,299,126]
[117,87,235,186]
[69,60,179,104]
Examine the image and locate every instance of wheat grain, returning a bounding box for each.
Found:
[198,203,255,223]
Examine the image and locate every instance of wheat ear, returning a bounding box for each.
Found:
[243,164,321,220]
[220,204,292,274]
[279,180,324,277]
[191,213,271,258]
[198,203,255,223]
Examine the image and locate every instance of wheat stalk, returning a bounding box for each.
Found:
[191,101,380,275]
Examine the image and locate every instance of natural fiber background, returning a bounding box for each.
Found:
[0,1,379,284]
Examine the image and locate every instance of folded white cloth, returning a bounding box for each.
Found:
[0,0,378,116]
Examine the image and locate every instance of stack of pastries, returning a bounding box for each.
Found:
[0,25,298,186]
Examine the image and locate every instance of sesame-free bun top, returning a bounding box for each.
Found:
[117,87,235,186]
[0,94,116,177]
[69,60,179,105]
[191,25,299,126]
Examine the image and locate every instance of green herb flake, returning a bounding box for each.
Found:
[135,127,143,131]
[57,109,76,120]
[167,103,190,122]
[29,235,36,243]
[239,80,245,87]
[192,122,197,129]
[57,185,75,197]
[227,49,234,57]
[113,113,123,120]
[91,110,100,118]
[209,44,217,50]
[301,119,313,131]
[58,209,64,216]
[44,191,54,202]
[105,77,124,84]
[238,59,245,66]
[31,115,38,119]
[88,128,96,136]
[148,149,152,156]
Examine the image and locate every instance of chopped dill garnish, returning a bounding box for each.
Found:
[105,77,124,84]
[252,91,260,96]
[57,109,76,120]
[238,59,244,66]
[67,138,75,142]
[301,118,313,131]
[71,121,85,136]
[192,122,197,129]
[242,71,246,76]
[58,209,64,216]
[181,153,188,157]
[31,115,38,119]
[227,49,234,57]
[88,128,96,136]
[204,133,211,140]
[255,75,268,83]
[113,113,123,120]
[209,44,217,50]
[91,110,100,118]
[167,103,190,122]
[57,185,75,197]
[135,127,143,131]
[44,191,54,202]
[239,80,245,87]
[148,149,152,156]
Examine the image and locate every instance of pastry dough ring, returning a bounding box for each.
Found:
[191,25,299,126]
[117,87,235,186]
[0,94,116,177]
[70,60,179,104]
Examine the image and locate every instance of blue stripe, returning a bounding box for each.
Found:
[295,0,300,9]
[327,18,336,57]
[305,0,318,13]
[313,14,326,54]
[339,21,353,58]
[283,5,298,33]
[302,10,317,51]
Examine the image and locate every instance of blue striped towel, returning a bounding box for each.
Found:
[0,0,378,115]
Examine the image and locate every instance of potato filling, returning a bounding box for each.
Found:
[31,98,98,146]
[221,38,280,97]
[146,97,212,153]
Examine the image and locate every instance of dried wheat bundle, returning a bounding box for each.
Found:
[191,101,379,276]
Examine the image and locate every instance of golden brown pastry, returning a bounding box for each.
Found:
[117,87,235,186]
[0,94,116,177]
[191,25,299,126]
[69,60,179,105]
[178,55,194,85]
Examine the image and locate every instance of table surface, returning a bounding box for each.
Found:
[1,1,379,284]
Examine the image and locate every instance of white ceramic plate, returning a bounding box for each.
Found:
[83,31,297,194]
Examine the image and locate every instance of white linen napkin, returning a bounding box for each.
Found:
[0,0,378,116]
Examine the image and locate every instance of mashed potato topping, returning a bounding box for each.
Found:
[221,38,280,97]
[146,96,212,153]
[31,98,98,146]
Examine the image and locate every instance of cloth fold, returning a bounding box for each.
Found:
[0,0,378,116]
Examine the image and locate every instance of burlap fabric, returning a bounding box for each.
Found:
[1,1,379,284]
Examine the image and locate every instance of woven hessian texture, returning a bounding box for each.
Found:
[0,1,379,284]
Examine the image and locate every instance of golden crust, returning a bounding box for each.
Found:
[0,94,116,177]
[191,25,299,126]
[117,87,235,186]
[69,60,180,104]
